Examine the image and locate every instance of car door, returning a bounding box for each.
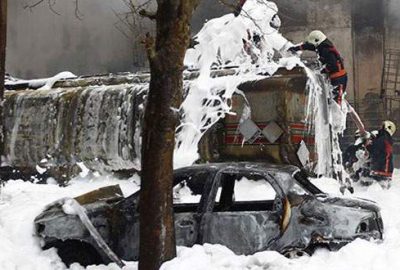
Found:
[200,172,283,255]
[173,171,212,247]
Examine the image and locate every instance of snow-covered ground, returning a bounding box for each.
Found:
[0,175,140,270]
[0,170,399,270]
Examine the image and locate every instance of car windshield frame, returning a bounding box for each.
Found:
[292,169,323,195]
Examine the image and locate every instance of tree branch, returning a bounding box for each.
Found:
[112,0,157,39]
[139,9,156,20]
[23,0,45,9]
[23,0,83,19]
[74,0,83,19]
[48,0,61,16]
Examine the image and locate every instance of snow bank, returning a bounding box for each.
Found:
[161,244,291,270]
[0,174,139,270]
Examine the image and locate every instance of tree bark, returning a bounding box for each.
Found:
[0,0,6,161]
[139,1,199,270]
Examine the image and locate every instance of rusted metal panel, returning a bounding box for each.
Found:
[74,185,123,205]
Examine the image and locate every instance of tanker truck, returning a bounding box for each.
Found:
[2,67,315,181]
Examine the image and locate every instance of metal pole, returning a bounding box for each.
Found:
[0,0,6,164]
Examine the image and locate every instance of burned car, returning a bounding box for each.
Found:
[34,163,384,266]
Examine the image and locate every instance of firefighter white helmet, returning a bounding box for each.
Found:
[306,30,327,46]
[383,120,396,136]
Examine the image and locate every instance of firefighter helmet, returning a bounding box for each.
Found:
[383,120,397,136]
[306,30,327,46]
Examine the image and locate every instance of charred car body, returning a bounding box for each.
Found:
[34,163,383,266]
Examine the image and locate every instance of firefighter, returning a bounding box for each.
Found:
[288,30,347,105]
[366,121,397,187]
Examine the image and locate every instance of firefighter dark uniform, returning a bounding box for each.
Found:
[367,128,394,181]
[289,36,347,105]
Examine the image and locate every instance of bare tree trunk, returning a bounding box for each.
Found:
[139,1,199,270]
[0,0,6,160]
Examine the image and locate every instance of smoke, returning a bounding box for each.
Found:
[386,0,400,49]
[387,0,400,28]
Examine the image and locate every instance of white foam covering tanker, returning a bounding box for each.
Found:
[2,67,319,180]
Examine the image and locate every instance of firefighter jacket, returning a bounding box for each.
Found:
[294,40,347,80]
[367,129,394,177]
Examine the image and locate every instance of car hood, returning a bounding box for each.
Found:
[315,194,380,213]
[34,185,124,226]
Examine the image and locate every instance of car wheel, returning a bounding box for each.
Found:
[283,248,310,259]
[48,240,105,267]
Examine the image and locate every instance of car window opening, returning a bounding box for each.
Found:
[173,171,209,213]
[213,173,279,212]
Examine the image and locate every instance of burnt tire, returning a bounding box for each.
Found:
[283,248,311,259]
[49,240,105,267]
